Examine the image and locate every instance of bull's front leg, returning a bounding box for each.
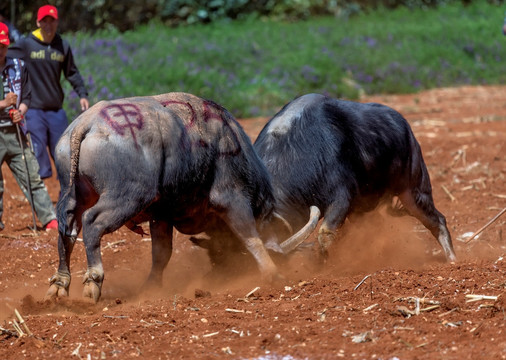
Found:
[143,219,173,290]
[242,236,281,283]
[211,184,283,283]
[315,224,336,263]
[221,207,281,283]
[314,201,349,265]
[45,232,77,300]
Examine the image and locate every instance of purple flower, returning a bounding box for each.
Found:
[364,36,378,48]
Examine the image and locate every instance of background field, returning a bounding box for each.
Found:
[59,2,506,119]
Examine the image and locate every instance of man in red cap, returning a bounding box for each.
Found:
[0,22,57,230]
[8,5,90,181]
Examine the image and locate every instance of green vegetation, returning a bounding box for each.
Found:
[62,1,506,119]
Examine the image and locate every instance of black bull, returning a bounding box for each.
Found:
[45,93,316,303]
[196,93,456,266]
[257,93,456,262]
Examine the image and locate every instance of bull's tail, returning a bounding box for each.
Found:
[57,124,89,237]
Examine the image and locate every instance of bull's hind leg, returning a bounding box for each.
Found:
[46,233,79,299]
[143,220,173,289]
[79,195,154,302]
[398,189,457,262]
[46,205,84,300]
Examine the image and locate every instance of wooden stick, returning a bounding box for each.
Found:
[478,304,496,309]
[245,286,260,298]
[225,308,244,313]
[414,298,420,315]
[71,343,82,357]
[470,322,483,333]
[465,294,498,302]
[202,331,219,338]
[363,303,379,312]
[420,305,440,312]
[465,207,506,244]
[491,194,506,199]
[438,307,459,317]
[395,297,440,305]
[353,275,371,291]
[14,309,32,336]
[55,332,68,345]
[12,320,24,337]
[441,185,456,202]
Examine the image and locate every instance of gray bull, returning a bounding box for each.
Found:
[45,92,312,303]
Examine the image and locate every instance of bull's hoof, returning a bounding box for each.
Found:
[45,283,69,300]
[82,281,101,303]
[140,280,160,295]
[270,272,286,287]
[447,252,457,263]
[316,230,335,265]
[45,272,71,300]
[261,270,285,286]
[82,269,103,303]
[311,241,329,266]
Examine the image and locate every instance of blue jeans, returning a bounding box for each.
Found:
[25,108,69,179]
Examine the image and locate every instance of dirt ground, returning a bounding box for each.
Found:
[0,85,505,360]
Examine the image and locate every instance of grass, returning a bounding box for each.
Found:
[62,1,506,120]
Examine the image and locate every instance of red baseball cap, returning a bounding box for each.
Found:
[37,5,58,22]
[0,22,9,46]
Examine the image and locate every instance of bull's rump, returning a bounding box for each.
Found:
[56,97,173,197]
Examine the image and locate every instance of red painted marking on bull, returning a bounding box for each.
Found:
[160,99,242,156]
[100,103,144,147]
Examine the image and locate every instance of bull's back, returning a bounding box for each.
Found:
[331,100,417,192]
[154,93,275,219]
[255,94,420,217]
[57,97,187,197]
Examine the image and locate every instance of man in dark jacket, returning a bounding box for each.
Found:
[0,22,57,230]
[7,5,89,180]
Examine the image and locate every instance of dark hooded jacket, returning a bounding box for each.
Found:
[7,29,87,110]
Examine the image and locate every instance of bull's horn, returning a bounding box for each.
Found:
[272,211,293,234]
[279,206,321,254]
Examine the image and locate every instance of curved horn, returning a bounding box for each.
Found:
[272,211,293,234]
[279,206,321,254]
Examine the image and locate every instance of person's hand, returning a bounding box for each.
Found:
[80,98,90,112]
[4,92,18,107]
[8,109,24,123]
